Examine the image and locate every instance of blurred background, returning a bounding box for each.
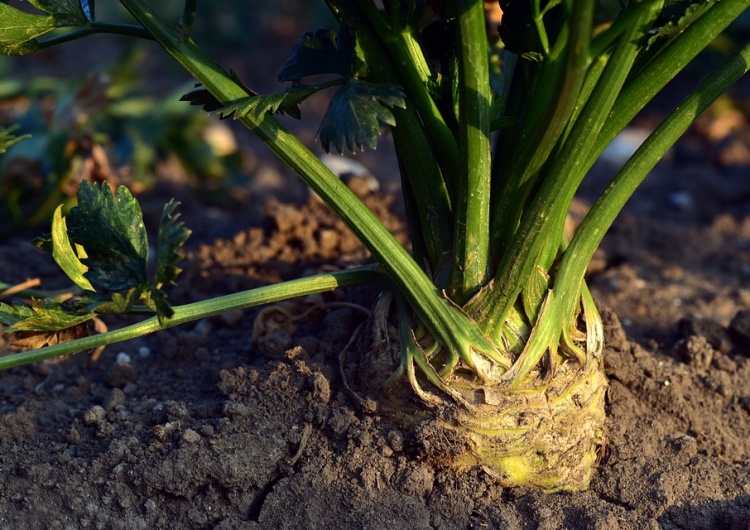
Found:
[0,1,351,240]
[0,1,748,241]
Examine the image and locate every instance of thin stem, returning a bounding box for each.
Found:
[180,0,198,31]
[390,112,454,268]
[88,22,153,39]
[24,22,153,52]
[448,0,492,301]
[531,0,550,55]
[0,268,379,370]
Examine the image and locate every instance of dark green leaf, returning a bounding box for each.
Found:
[0,299,93,332]
[215,83,338,120]
[28,0,89,26]
[0,4,56,54]
[50,205,95,292]
[155,199,191,288]
[647,1,713,48]
[318,79,406,153]
[67,182,149,291]
[0,302,35,327]
[148,289,174,321]
[277,26,354,82]
[180,71,258,115]
[180,86,231,113]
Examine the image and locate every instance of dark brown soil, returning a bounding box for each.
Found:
[2,130,750,528]
[2,27,750,530]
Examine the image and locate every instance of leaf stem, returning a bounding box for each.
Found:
[447,0,492,301]
[0,268,379,370]
[489,0,589,252]
[31,22,154,51]
[180,0,198,32]
[505,37,750,385]
[472,0,597,329]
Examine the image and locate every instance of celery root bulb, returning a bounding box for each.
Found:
[357,313,608,492]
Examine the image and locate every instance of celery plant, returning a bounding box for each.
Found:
[1,0,749,491]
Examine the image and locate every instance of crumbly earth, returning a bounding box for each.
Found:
[2,37,750,527]
[1,129,750,529]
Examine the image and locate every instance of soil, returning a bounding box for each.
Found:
[2,26,750,530]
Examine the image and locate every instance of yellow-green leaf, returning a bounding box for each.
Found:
[0,4,56,53]
[0,0,89,55]
[51,205,95,292]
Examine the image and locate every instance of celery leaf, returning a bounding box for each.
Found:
[647,0,713,48]
[215,83,339,120]
[0,0,89,55]
[67,182,148,291]
[0,299,93,332]
[50,205,95,292]
[318,79,405,153]
[28,0,89,26]
[155,199,191,289]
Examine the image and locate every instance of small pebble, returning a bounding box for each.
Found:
[66,426,81,445]
[387,430,404,452]
[83,406,106,426]
[181,429,201,444]
[311,372,331,404]
[194,320,213,337]
[116,352,132,365]
[164,401,190,421]
[104,388,126,411]
[107,363,137,388]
